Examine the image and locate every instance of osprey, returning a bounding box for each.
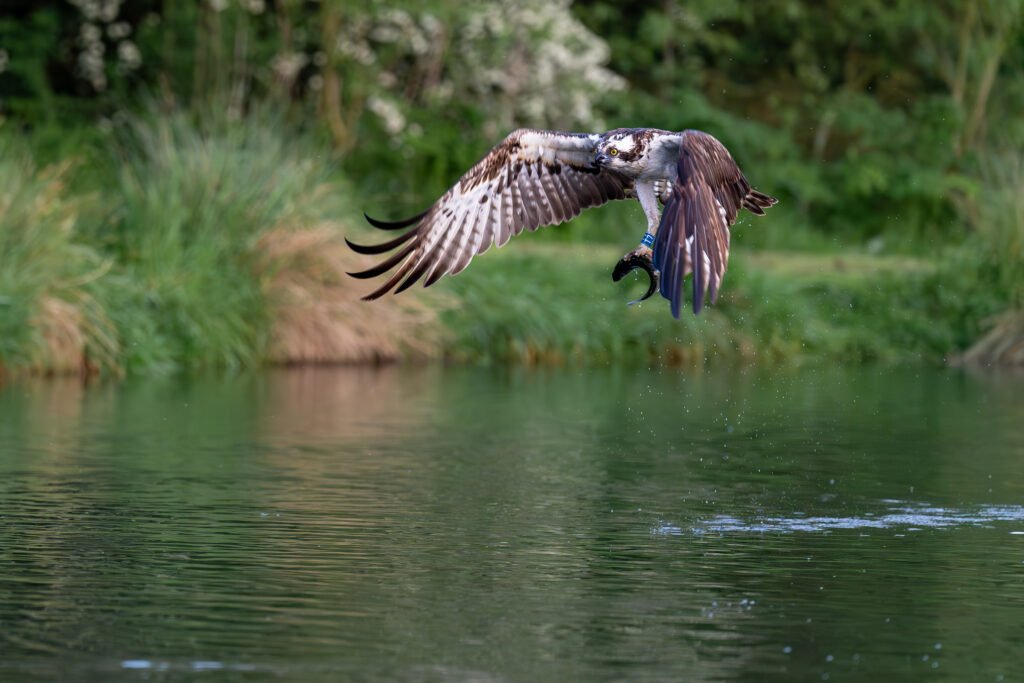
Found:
[348,128,777,317]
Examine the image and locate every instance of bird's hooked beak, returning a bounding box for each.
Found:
[612,251,660,305]
[594,152,611,168]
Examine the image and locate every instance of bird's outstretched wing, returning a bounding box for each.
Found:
[348,129,633,299]
[653,130,777,317]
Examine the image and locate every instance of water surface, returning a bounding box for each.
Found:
[1,365,1022,681]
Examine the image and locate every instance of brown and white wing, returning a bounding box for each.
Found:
[653,130,778,317]
[348,129,634,300]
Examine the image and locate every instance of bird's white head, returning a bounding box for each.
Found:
[595,128,655,175]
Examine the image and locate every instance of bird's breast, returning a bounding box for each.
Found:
[653,179,674,203]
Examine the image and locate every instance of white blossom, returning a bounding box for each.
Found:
[337,36,376,66]
[272,51,308,84]
[80,22,102,44]
[99,0,121,22]
[106,21,131,40]
[340,0,624,134]
[68,0,123,23]
[66,0,137,91]
[238,0,266,16]
[75,21,107,90]
[67,0,101,21]
[367,96,406,135]
[117,40,141,70]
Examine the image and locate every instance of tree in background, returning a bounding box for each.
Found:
[4,1,1021,240]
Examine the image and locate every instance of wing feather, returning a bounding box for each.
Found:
[348,241,417,280]
[519,168,545,229]
[362,251,417,300]
[431,202,472,280]
[345,229,416,255]
[499,174,516,245]
[453,199,486,275]
[352,129,632,299]
[653,130,778,317]
[506,169,525,240]
[545,174,570,224]
[487,183,500,249]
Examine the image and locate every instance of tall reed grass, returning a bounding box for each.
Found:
[0,141,118,375]
[104,112,331,370]
[101,110,441,371]
[2,112,441,377]
[956,151,1024,367]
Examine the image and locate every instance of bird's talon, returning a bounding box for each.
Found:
[612,250,660,304]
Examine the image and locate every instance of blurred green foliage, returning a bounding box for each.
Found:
[3,0,1022,243]
[0,0,1021,372]
[0,138,118,373]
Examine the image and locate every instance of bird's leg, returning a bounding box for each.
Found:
[612,181,661,304]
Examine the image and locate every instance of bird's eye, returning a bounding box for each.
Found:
[609,149,619,156]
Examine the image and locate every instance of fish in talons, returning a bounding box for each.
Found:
[612,246,659,306]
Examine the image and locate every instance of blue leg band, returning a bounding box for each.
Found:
[641,232,655,248]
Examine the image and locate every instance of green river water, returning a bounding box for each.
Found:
[1,365,1022,681]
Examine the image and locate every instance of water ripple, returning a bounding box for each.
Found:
[657,501,1024,535]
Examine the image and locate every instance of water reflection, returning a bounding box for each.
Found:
[0,365,1022,682]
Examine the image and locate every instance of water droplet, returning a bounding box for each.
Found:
[122,661,152,670]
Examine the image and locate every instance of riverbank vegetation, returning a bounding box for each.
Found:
[0,1,1021,375]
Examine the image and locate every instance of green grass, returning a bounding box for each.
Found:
[1,110,365,376]
[438,240,1000,366]
[953,150,1024,366]
[0,139,118,374]
[974,151,1024,308]
[97,110,341,372]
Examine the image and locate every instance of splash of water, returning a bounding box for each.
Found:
[655,501,1024,536]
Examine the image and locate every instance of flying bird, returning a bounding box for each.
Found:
[347,128,777,317]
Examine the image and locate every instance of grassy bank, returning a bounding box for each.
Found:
[437,241,999,367]
[952,151,1024,368]
[0,142,118,376]
[0,114,440,378]
[0,113,1019,376]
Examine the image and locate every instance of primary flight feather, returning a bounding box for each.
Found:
[348,127,777,317]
